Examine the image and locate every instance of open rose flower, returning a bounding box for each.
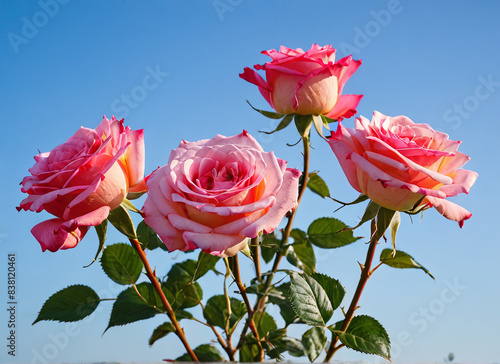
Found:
[142,131,301,257]
[240,44,362,120]
[328,111,478,226]
[18,116,147,252]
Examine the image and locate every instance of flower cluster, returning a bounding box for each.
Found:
[18,43,478,363]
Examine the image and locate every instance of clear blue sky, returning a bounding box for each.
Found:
[1,1,499,363]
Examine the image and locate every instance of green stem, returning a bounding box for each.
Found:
[256,136,310,311]
[324,220,379,362]
[129,238,198,362]
[251,237,262,282]
[231,254,264,361]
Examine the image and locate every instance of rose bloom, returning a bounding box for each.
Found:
[240,44,362,120]
[142,131,301,257]
[18,116,147,252]
[328,111,478,226]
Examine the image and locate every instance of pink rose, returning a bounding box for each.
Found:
[18,116,147,252]
[142,131,301,257]
[328,111,478,226]
[240,44,362,120]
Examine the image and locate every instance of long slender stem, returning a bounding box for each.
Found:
[256,136,310,311]
[231,254,264,361]
[324,220,379,362]
[234,135,311,356]
[129,238,198,362]
[251,237,261,282]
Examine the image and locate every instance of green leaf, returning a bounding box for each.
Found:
[307,217,360,249]
[193,251,220,281]
[239,336,261,362]
[136,220,167,251]
[33,285,100,324]
[294,114,313,138]
[166,255,218,287]
[302,326,327,362]
[286,240,316,275]
[311,273,345,311]
[329,315,391,359]
[176,344,225,362]
[307,173,330,198]
[260,113,294,134]
[84,220,107,268]
[253,311,277,339]
[290,228,307,243]
[203,295,247,334]
[266,330,305,359]
[260,232,278,264]
[372,206,396,242]
[246,100,285,119]
[106,282,161,331]
[268,282,298,326]
[174,282,203,309]
[288,272,333,326]
[148,322,175,346]
[380,249,435,279]
[107,204,137,239]
[100,243,143,285]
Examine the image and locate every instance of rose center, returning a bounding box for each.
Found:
[198,166,239,191]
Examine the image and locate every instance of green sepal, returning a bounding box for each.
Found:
[294,114,313,138]
[331,194,369,209]
[107,204,137,239]
[389,211,401,252]
[246,100,285,119]
[120,198,142,214]
[84,220,107,268]
[372,206,397,243]
[312,114,328,140]
[260,113,294,135]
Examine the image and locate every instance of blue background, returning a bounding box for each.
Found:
[1,0,499,363]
